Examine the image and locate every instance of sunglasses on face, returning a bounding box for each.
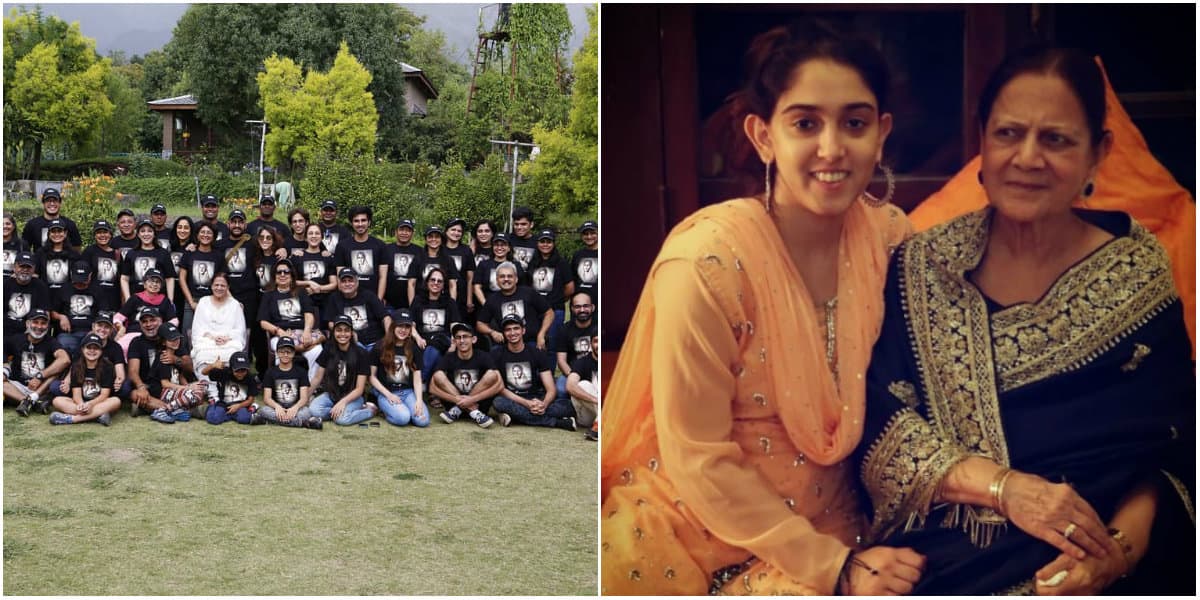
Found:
[276,270,291,275]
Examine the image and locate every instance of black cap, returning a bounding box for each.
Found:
[276,336,297,350]
[117,208,135,219]
[493,232,511,244]
[391,308,415,325]
[94,311,115,325]
[229,209,247,221]
[230,351,252,371]
[14,251,35,266]
[331,314,354,329]
[143,268,164,282]
[137,306,162,320]
[450,322,473,337]
[320,199,337,210]
[201,194,219,206]
[71,261,91,283]
[41,187,61,201]
[151,204,167,214]
[424,225,444,237]
[93,219,113,233]
[500,313,524,328]
[536,229,556,241]
[577,220,598,233]
[259,195,275,205]
[446,217,467,230]
[160,322,182,341]
[396,218,415,230]
[81,332,105,348]
[27,308,49,321]
[337,267,357,280]
[47,218,66,231]
[137,217,154,228]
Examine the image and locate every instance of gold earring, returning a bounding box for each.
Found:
[763,160,774,214]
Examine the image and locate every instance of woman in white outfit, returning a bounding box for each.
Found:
[190,272,247,390]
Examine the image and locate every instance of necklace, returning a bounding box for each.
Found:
[823,296,839,380]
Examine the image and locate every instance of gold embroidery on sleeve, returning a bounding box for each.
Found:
[887,380,919,409]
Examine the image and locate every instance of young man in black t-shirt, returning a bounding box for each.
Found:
[259,337,321,429]
[490,314,576,431]
[382,218,423,309]
[333,206,388,300]
[571,220,599,307]
[3,309,71,416]
[509,205,536,270]
[566,335,599,439]
[317,199,353,256]
[21,187,82,252]
[431,322,502,428]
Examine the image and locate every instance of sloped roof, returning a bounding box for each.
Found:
[147,94,198,110]
[398,62,438,100]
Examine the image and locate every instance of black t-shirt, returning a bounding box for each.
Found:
[127,334,190,390]
[295,249,337,308]
[22,214,82,251]
[322,290,389,345]
[259,289,316,331]
[527,253,571,306]
[434,350,495,395]
[215,238,257,298]
[383,243,423,309]
[180,248,225,300]
[56,282,109,333]
[72,361,116,401]
[4,333,63,384]
[3,236,28,276]
[491,343,553,399]
[245,218,289,242]
[320,223,353,256]
[477,286,552,343]
[110,235,140,260]
[316,343,370,397]
[83,244,123,309]
[117,296,177,335]
[36,245,81,300]
[284,234,309,253]
[370,344,424,389]
[261,363,309,408]
[121,246,176,294]
[571,247,598,305]
[408,294,461,340]
[473,258,527,299]
[442,244,475,308]
[334,235,388,296]
[509,236,537,270]
[4,276,52,335]
[555,319,597,367]
[409,251,461,300]
[254,254,279,294]
[570,353,597,384]
[209,367,261,406]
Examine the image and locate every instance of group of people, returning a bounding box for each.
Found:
[602,22,1192,597]
[3,193,600,438]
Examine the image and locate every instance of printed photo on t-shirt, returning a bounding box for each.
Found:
[223,381,246,405]
[193,260,215,286]
[20,351,44,379]
[171,252,183,268]
[82,377,100,401]
[352,250,373,275]
[513,246,533,268]
[533,267,554,292]
[304,260,325,281]
[387,355,410,385]
[97,258,118,282]
[574,335,591,354]
[500,300,526,320]
[69,294,93,318]
[278,298,301,320]
[422,308,445,332]
[454,369,478,394]
[451,255,463,271]
[323,230,340,254]
[46,259,69,284]
[276,379,299,407]
[345,305,367,331]
[227,248,247,272]
[8,293,31,320]
[506,362,532,391]
[393,254,412,277]
[134,256,155,281]
[578,258,597,283]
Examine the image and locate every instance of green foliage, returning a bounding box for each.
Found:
[115,172,260,206]
[520,6,597,217]
[59,173,118,247]
[27,157,132,180]
[296,153,394,236]
[257,42,378,168]
[127,155,187,178]
[431,153,511,231]
[92,65,145,155]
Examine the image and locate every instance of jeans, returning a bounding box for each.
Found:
[259,404,313,426]
[375,387,430,427]
[546,308,565,354]
[555,374,569,400]
[493,394,576,428]
[181,302,195,338]
[56,330,89,356]
[206,403,252,425]
[310,392,374,425]
[421,347,443,389]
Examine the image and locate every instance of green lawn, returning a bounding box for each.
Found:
[3,408,598,595]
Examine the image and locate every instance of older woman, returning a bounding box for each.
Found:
[190,272,247,383]
[855,46,1194,595]
[259,258,324,383]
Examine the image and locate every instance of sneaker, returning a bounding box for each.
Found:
[470,409,494,429]
[249,411,265,425]
[303,416,324,430]
[556,416,577,432]
[365,402,378,417]
[49,411,73,425]
[498,412,512,427]
[585,427,598,441]
[172,408,191,422]
[33,398,51,415]
[149,408,176,424]
[97,412,112,427]
[439,405,462,424]
[15,397,32,417]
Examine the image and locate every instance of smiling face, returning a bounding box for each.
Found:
[290,213,307,236]
[305,224,323,248]
[393,322,412,341]
[581,229,597,247]
[42,197,61,217]
[94,229,112,247]
[338,275,358,296]
[537,238,554,257]
[3,216,13,238]
[503,322,524,345]
[203,203,219,220]
[151,211,167,227]
[492,240,510,260]
[745,59,892,218]
[47,227,67,248]
[512,217,532,238]
[82,343,103,362]
[446,224,464,243]
[276,345,294,365]
[174,219,192,242]
[117,215,135,236]
[475,224,493,244]
[496,266,517,292]
[137,224,156,247]
[320,206,338,225]
[196,225,214,247]
[333,323,354,346]
[351,214,370,236]
[425,233,442,250]
[257,230,275,250]
[396,225,413,244]
[979,73,1109,224]
[210,276,229,299]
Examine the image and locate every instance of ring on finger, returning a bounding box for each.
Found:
[1037,569,1070,587]
[1062,522,1078,539]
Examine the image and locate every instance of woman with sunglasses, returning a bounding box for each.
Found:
[259,258,323,383]
[178,222,225,336]
[408,265,461,395]
[249,227,286,371]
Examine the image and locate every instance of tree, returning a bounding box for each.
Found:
[521,5,597,216]
[257,42,377,168]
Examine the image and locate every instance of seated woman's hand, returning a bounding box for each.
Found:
[1002,471,1110,560]
[841,546,925,596]
[1034,532,1125,595]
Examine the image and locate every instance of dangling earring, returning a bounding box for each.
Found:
[1082,181,1095,198]
[977,171,984,185]
[862,163,895,208]
[763,160,774,214]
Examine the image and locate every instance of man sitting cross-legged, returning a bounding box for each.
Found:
[429,322,502,428]
[490,314,576,431]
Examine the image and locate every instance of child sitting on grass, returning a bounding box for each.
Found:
[201,351,261,425]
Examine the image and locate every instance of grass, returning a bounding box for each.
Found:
[3,407,598,595]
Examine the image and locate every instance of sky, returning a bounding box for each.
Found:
[9,3,592,66]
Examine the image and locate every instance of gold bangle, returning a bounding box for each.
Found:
[1108,528,1134,578]
[989,467,1014,515]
